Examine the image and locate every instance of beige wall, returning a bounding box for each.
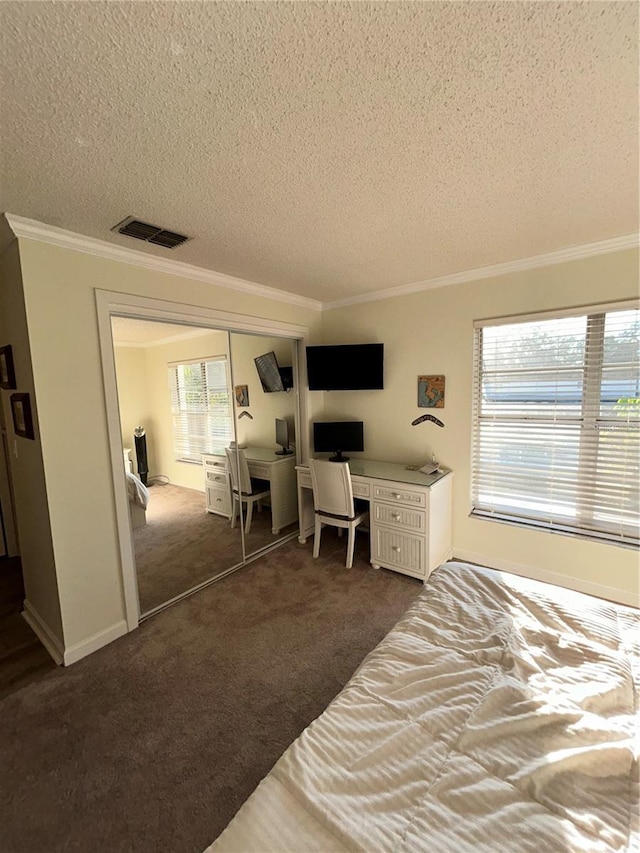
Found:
[113,346,152,474]
[0,241,63,647]
[322,248,640,602]
[230,333,297,451]
[16,237,321,655]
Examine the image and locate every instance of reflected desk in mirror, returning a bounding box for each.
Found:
[203,448,298,534]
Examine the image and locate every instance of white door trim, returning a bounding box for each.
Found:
[95,289,309,632]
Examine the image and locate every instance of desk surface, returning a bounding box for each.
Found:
[298,458,451,488]
[209,446,295,464]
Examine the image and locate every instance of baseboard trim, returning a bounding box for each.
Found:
[22,600,64,665]
[452,550,639,608]
[63,620,129,666]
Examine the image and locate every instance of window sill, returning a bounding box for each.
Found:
[469,510,639,550]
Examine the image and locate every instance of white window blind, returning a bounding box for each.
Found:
[471,304,640,546]
[168,357,233,463]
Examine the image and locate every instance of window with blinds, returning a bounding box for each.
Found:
[471,303,639,546]
[168,357,233,463]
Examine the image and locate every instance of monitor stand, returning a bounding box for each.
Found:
[275,448,294,456]
[329,450,349,463]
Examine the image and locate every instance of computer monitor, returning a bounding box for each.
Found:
[275,418,293,455]
[313,421,364,463]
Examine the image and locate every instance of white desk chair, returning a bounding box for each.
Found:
[309,458,369,569]
[225,447,271,535]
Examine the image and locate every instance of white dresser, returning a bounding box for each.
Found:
[297,459,453,581]
[203,454,232,518]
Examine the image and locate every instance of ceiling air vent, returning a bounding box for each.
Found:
[112,217,190,249]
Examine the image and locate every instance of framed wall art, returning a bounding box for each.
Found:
[0,345,16,390]
[235,384,250,407]
[418,375,445,408]
[10,392,35,440]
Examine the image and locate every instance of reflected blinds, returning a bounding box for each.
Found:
[471,303,639,545]
[168,357,233,462]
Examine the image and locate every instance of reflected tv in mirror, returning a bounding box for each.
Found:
[275,418,293,455]
[254,351,293,393]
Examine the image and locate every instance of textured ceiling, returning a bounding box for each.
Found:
[1,1,638,304]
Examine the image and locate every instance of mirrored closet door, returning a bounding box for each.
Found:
[110,317,300,618]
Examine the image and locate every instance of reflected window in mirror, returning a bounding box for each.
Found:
[169,356,232,462]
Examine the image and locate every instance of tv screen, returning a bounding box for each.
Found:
[254,351,284,392]
[275,418,293,455]
[306,343,383,391]
[313,421,364,463]
[254,352,294,392]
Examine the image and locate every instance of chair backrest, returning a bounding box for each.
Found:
[225,447,252,495]
[309,458,355,518]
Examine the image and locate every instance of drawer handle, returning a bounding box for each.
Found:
[392,545,401,553]
[391,512,401,520]
[392,493,401,500]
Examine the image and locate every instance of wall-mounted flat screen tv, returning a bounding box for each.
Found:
[306,343,384,391]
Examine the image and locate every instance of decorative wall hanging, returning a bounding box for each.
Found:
[10,392,35,439]
[235,385,250,407]
[418,375,445,408]
[0,345,17,389]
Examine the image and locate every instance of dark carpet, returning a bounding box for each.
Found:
[0,531,420,853]
[135,483,297,613]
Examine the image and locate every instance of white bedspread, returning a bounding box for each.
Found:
[208,561,639,853]
[126,471,150,509]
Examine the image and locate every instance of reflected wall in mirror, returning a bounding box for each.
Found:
[111,317,244,615]
[229,333,299,557]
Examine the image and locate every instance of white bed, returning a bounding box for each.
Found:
[208,561,639,853]
[126,471,150,529]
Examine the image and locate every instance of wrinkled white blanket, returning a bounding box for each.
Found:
[208,561,639,853]
[126,471,150,509]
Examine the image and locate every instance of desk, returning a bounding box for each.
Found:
[296,459,453,581]
[203,448,298,534]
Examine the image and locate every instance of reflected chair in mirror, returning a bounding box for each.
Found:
[225,447,271,535]
[308,458,369,569]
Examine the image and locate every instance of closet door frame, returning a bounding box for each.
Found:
[95,289,309,633]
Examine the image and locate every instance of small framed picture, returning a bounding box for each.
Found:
[0,345,16,390]
[235,384,250,407]
[418,375,445,408]
[10,392,35,440]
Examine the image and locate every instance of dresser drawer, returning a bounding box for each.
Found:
[297,470,312,489]
[297,470,369,499]
[249,462,270,480]
[372,527,426,577]
[206,485,231,516]
[352,480,371,499]
[373,501,426,533]
[206,469,229,487]
[373,483,427,508]
[203,455,227,470]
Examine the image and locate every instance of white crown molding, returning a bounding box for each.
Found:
[4,214,637,312]
[3,213,322,312]
[324,233,640,310]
